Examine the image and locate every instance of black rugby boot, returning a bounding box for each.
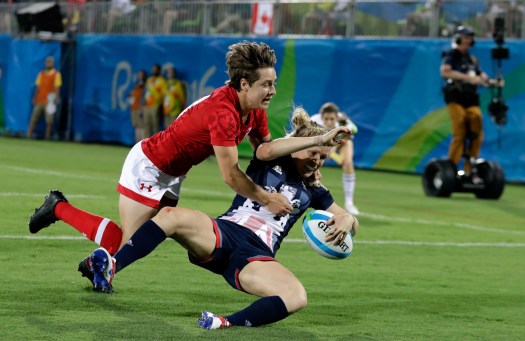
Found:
[28,190,68,234]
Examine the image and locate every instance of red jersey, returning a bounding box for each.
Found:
[141,85,270,176]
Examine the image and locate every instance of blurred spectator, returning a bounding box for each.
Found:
[276,3,295,34]
[301,3,334,35]
[403,0,442,37]
[163,66,186,128]
[64,0,85,33]
[327,1,351,36]
[476,0,524,38]
[0,0,13,33]
[214,2,251,34]
[107,0,136,32]
[129,69,147,143]
[162,0,200,34]
[27,56,62,140]
[162,1,179,34]
[143,63,166,137]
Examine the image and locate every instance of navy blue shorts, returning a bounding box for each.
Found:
[188,218,277,292]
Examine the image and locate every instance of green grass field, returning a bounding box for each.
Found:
[1,137,524,340]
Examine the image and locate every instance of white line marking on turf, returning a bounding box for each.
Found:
[1,165,522,235]
[359,212,525,235]
[0,235,86,240]
[354,240,525,247]
[1,235,524,248]
[0,192,106,199]
[288,239,525,247]
[0,166,228,197]
[0,165,116,182]
[0,189,229,200]
[2,190,522,235]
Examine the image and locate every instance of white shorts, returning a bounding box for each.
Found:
[117,141,186,209]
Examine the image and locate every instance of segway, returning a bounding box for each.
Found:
[422,130,505,200]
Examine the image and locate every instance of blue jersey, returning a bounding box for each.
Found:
[442,48,482,106]
[219,154,334,254]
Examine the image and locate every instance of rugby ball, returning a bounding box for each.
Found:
[302,210,353,259]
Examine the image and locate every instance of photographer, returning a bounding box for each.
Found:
[440,25,503,182]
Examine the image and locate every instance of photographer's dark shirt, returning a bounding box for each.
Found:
[442,49,482,107]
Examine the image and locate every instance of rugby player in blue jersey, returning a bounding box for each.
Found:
[88,107,359,329]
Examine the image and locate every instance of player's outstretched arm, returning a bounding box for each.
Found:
[256,126,351,161]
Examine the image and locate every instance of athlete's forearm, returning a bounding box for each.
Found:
[256,136,321,161]
[222,165,269,205]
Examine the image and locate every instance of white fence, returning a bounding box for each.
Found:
[1,0,524,39]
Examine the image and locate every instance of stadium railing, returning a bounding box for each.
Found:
[0,0,524,39]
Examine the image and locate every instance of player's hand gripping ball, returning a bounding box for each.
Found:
[302,210,353,259]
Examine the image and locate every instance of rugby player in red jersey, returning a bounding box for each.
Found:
[29,42,341,286]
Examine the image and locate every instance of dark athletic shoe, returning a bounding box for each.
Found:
[78,257,95,286]
[28,190,68,234]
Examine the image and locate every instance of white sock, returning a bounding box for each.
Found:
[343,173,356,206]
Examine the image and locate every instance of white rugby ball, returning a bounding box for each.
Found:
[302,210,353,259]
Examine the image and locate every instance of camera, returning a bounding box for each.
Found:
[491,18,509,60]
[488,18,509,126]
[488,97,508,125]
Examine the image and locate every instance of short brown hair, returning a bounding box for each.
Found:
[226,41,277,90]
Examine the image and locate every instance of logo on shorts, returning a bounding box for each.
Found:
[139,183,153,192]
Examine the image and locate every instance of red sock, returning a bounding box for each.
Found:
[55,202,123,255]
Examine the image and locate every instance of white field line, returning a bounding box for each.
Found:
[290,239,525,247]
[6,190,523,236]
[0,192,106,199]
[1,188,230,200]
[359,212,525,235]
[0,163,229,198]
[0,165,115,182]
[1,165,523,235]
[1,235,524,248]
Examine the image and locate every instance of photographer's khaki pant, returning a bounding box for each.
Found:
[447,103,483,174]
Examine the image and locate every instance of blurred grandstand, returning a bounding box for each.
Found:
[0,0,523,39]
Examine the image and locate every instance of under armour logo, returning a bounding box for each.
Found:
[139,183,153,192]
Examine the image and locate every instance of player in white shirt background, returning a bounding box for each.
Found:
[310,102,359,215]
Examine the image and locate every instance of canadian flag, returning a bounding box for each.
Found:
[251,3,273,35]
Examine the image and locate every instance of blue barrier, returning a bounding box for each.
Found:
[3,39,61,136]
[2,35,524,182]
[0,35,9,129]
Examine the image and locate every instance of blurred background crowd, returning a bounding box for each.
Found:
[0,0,524,39]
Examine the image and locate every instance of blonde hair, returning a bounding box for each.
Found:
[287,107,330,138]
